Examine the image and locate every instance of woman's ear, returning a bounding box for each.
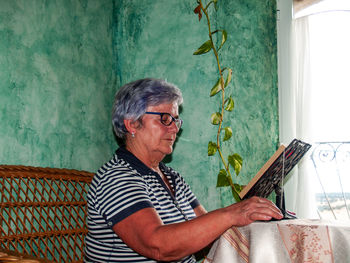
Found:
[124,119,135,134]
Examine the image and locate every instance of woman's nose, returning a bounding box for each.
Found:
[169,121,180,133]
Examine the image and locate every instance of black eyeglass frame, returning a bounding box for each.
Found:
[145,111,183,129]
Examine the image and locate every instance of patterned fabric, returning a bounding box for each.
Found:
[204,219,350,263]
[277,221,333,263]
[222,227,249,262]
[84,147,199,263]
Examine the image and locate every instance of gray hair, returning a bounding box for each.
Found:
[112,78,183,143]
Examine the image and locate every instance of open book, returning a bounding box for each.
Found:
[239,139,312,200]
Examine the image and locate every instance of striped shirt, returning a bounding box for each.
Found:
[84,147,200,262]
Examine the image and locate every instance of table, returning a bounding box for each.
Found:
[204,219,350,263]
[0,248,52,263]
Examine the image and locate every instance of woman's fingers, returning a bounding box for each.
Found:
[249,197,283,219]
[229,197,283,226]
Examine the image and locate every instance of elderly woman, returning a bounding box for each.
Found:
[84,78,282,262]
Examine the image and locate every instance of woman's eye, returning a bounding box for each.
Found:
[161,115,172,125]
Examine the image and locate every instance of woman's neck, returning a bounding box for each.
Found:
[125,144,164,171]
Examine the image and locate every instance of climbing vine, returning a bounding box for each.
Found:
[193,0,243,202]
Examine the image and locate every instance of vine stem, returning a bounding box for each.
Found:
[199,0,238,197]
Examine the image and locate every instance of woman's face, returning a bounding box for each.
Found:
[136,102,180,158]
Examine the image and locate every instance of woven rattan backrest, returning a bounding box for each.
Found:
[0,165,94,263]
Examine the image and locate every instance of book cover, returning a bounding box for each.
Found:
[239,139,311,200]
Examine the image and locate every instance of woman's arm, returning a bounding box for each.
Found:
[113,196,282,261]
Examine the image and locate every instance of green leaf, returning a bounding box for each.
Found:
[224,68,232,87]
[223,127,232,141]
[224,97,234,111]
[208,141,217,156]
[210,112,221,125]
[210,78,222,97]
[216,169,230,187]
[228,153,243,176]
[218,30,227,50]
[231,185,242,202]
[234,183,244,193]
[193,40,212,55]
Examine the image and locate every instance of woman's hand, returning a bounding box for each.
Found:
[225,196,283,226]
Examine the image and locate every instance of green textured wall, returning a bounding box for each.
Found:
[0,0,279,211]
[114,0,279,210]
[0,0,116,171]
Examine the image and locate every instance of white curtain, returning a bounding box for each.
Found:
[281,16,318,219]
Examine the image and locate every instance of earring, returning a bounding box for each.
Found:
[131,132,135,138]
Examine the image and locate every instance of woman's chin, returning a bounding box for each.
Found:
[163,146,174,155]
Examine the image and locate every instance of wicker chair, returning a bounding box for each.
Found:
[0,165,94,263]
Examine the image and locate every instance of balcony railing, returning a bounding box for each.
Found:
[310,142,350,220]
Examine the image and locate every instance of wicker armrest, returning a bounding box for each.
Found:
[0,165,94,263]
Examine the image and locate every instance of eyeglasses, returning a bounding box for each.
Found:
[145,112,183,129]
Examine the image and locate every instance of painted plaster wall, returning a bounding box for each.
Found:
[0,0,278,211]
[114,0,279,210]
[0,0,116,171]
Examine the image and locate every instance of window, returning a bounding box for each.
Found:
[278,0,350,219]
[307,8,350,220]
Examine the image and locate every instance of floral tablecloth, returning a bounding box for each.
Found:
[204,219,350,263]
